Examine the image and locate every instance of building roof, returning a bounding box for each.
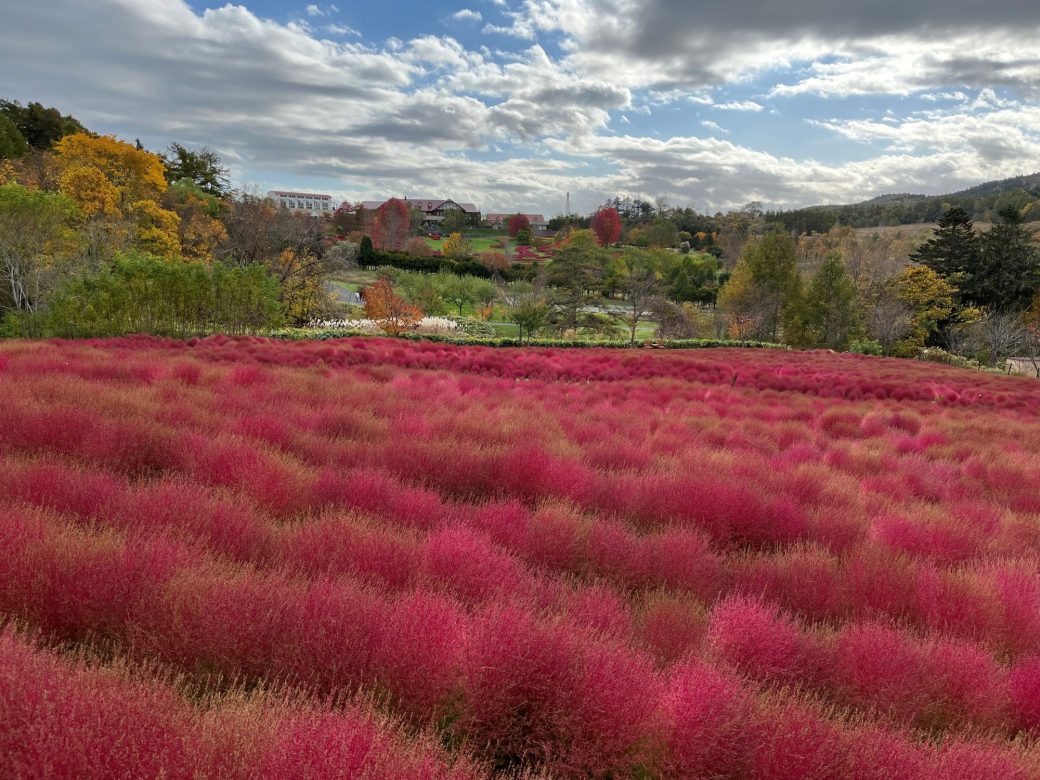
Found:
[360,197,479,213]
[268,191,333,199]
[486,213,548,224]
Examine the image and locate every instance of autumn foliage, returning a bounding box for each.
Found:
[363,278,423,333]
[591,206,622,246]
[3,337,1040,777]
[506,213,529,237]
[372,197,412,252]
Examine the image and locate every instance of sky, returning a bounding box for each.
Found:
[3,0,1040,216]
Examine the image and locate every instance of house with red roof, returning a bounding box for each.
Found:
[485,212,549,231]
[360,197,481,229]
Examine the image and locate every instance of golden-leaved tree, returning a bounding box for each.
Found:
[54,134,181,259]
[162,180,227,262]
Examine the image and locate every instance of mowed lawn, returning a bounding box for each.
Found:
[425,234,502,253]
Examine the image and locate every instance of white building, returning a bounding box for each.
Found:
[267,190,337,215]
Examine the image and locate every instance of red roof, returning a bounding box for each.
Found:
[486,213,547,224]
[360,198,479,213]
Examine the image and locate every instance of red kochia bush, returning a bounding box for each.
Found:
[458,605,660,775]
[661,660,757,777]
[5,337,1040,777]
[1009,656,1040,732]
[708,595,822,686]
[0,629,479,780]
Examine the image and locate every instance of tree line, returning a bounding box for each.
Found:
[0,99,349,337]
[4,97,1039,357]
[717,208,1040,364]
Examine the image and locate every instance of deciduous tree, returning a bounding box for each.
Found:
[129,199,181,259]
[364,278,422,334]
[507,213,530,238]
[510,296,548,342]
[785,253,862,350]
[591,207,622,247]
[163,180,227,262]
[719,229,798,341]
[442,231,472,260]
[547,229,608,333]
[54,134,167,209]
[615,248,665,344]
[893,264,957,356]
[373,198,411,252]
[0,116,27,160]
[0,184,77,317]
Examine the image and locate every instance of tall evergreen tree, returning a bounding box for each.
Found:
[968,206,1040,312]
[162,143,231,197]
[358,235,376,264]
[910,207,980,284]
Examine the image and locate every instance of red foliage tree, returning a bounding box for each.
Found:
[373,198,411,252]
[506,213,530,238]
[332,201,363,234]
[591,207,622,247]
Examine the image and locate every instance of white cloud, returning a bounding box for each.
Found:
[323,23,360,37]
[452,9,483,22]
[713,100,763,112]
[1,0,1039,216]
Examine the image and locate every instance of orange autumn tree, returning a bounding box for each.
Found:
[364,278,422,334]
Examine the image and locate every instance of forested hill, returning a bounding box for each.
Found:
[765,172,1040,233]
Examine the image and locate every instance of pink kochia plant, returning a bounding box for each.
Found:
[2,336,1040,778]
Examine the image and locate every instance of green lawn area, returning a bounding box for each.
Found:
[489,321,520,337]
[425,235,502,254]
[329,268,381,289]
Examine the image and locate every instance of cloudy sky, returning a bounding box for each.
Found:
[3,0,1040,215]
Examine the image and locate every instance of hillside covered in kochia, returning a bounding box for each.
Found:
[2,337,1040,777]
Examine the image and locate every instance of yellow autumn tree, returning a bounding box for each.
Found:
[54,134,167,207]
[442,231,471,260]
[58,165,120,218]
[130,200,181,258]
[893,265,958,356]
[272,248,333,324]
[54,134,181,257]
[162,180,227,262]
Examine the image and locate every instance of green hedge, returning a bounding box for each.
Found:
[363,251,532,281]
[270,328,786,350]
[43,253,284,338]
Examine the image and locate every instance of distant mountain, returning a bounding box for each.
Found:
[765,172,1040,233]
[948,172,1040,199]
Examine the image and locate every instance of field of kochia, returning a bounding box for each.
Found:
[2,336,1040,778]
